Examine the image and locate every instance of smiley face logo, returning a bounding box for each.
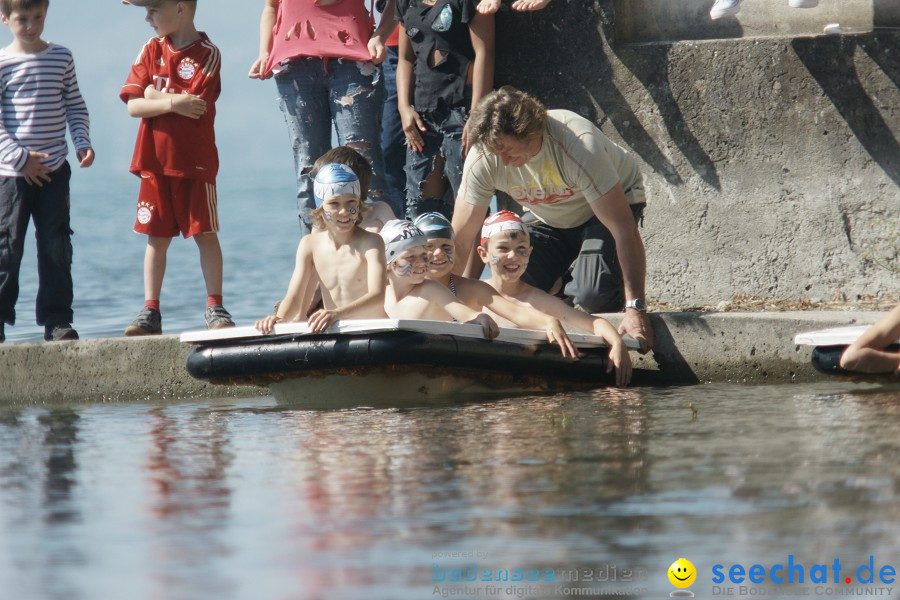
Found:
[668,558,697,588]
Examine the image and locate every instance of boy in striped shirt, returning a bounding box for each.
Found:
[120,0,233,335]
[0,0,94,343]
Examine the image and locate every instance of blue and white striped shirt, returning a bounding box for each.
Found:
[0,43,91,177]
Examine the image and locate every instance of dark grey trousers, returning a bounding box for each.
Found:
[0,161,73,326]
[521,203,645,314]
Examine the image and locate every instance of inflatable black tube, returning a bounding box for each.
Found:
[812,344,900,378]
[187,330,612,385]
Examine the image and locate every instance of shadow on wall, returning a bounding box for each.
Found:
[493,2,732,191]
[792,34,900,189]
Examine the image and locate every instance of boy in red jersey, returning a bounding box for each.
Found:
[119,0,233,335]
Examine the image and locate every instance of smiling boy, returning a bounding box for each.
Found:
[380,219,499,339]
[480,211,631,386]
[256,163,389,334]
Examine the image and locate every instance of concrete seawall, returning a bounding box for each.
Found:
[494,0,898,306]
[0,312,887,405]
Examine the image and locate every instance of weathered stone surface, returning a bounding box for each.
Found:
[493,0,898,305]
[0,312,887,405]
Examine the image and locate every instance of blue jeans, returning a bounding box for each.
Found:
[275,57,387,235]
[0,161,74,327]
[379,47,407,218]
[404,104,468,219]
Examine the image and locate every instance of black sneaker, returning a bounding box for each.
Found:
[45,324,79,342]
[125,307,162,336]
[205,305,235,330]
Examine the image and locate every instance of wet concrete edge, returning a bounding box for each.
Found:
[0,311,886,405]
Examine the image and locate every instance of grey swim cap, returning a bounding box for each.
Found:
[379,220,427,264]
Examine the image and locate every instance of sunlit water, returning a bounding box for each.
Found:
[1,382,898,600]
[5,175,299,342]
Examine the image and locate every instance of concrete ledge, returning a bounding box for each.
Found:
[0,312,887,405]
[612,0,898,44]
[0,335,264,406]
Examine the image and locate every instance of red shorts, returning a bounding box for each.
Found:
[134,172,219,238]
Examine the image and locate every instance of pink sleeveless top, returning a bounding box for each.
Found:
[263,0,375,76]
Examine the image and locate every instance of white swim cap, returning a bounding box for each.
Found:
[314,163,361,207]
[380,220,427,264]
[481,210,528,246]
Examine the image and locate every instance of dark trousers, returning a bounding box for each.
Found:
[0,161,73,326]
[379,46,407,218]
[522,203,645,314]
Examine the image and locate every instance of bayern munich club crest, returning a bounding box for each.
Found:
[137,201,153,225]
[177,58,197,80]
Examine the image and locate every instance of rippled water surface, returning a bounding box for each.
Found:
[1,382,899,599]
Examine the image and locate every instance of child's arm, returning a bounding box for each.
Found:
[368,0,397,65]
[526,290,632,386]
[469,280,577,357]
[840,304,900,374]
[423,281,499,339]
[589,315,633,387]
[62,51,94,168]
[127,92,207,120]
[396,23,426,153]
[255,236,317,333]
[307,240,388,333]
[464,11,495,154]
[249,0,279,79]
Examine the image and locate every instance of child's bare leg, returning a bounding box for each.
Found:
[511,0,551,11]
[194,232,224,296]
[477,0,502,14]
[144,235,172,301]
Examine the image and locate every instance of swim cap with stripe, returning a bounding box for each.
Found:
[481,210,528,246]
[413,212,455,241]
[380,219,427,264]
[313,163,361,207]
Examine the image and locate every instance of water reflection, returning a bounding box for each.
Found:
[0,384,897,599]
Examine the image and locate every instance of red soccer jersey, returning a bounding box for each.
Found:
[120,33,220,183]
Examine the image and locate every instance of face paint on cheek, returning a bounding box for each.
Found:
[392,261,415,277]
[323,210,335,222]
[444,246,455,264]
[348,205,359,215]
[489,255,502,266]
[517,248,530,259]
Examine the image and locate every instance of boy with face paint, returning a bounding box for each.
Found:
[310,146,396,234]
[380,219,499,339]
[414,212,577,358]
[479,211,632,386]
[255,163,388,334]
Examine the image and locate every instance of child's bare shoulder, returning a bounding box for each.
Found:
[368,200,396,221]
[353,227,387,249]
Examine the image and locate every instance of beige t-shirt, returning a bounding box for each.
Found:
[460,109,644,229]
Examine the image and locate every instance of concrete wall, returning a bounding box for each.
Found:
[493,0,898,306]
[0,312,886,405]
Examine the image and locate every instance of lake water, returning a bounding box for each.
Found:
[1,382,899,599]
[5,174,300,342]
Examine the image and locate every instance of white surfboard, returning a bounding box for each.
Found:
[794,325,899,347]
[180,318,641,350]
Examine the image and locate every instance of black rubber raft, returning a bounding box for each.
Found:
[811,344,900,380]
[186,329,616,389]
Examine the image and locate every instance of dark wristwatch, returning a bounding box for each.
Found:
[625,298,647,312]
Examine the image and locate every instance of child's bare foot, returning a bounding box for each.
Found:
[511,0,550,11]
[477,0,501,14]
